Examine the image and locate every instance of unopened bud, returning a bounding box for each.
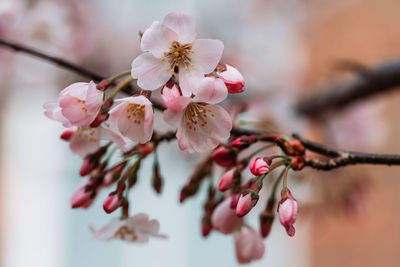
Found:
[217,64,245,94]
[90,112,109,127]
[201,215,213,237]
[103,193,123,213]
[249,157,270,176]
[278,189,298,237]
[60,127,77,141]
[236,192,259,217]
[71,185,92,208]
[218,169,236,192]
[231,135,258,149]
[80,157,96,176]
[212,146,236,167]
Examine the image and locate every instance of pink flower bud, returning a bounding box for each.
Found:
[60,127,77,141]
[230,193,240,209]
[234,227,264,264]
[89,112,109,127]
[212,146,235,167]
[79,157,96,176]
[201,216,213,237]
[231,135,257,149]
[249,157,270,176]
[218,169,235,192]
[161,84,181,108]
[71,185,92,208]
[236,192,259,217]
[278,191,298,237]
[103,193,123,214]
[217,64,245,94]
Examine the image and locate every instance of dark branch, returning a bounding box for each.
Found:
[293,134,400,170]
[296,60,400,116]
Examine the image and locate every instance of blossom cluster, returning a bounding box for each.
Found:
[42,12,247,251]
[41,11,306,265]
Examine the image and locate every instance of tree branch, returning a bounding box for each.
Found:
[2,37,400,170]
[292,134,400,170]
[0,38,104,81]
[296,60,400,116]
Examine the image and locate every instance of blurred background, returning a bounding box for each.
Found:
[0,0,400,266]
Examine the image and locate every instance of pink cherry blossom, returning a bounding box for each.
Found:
[163,77,232,153]
[249,157,270,176]
[234,226,265,264]
[217,64,245,94]
[92,213,167,243]
[44,81,103,127]
[131,12,224,96]
[278,191,298,237]
[62,126,126,157]
[211,197,243,234]
[109,95,154,143]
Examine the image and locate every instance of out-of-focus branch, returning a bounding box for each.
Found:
[296,60,400,116]
[2,37,400,170]
[0,37,104,81]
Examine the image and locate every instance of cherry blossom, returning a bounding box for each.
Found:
[108,95,154,143]
[44,81,103,127]
[131,12,224,96]
[61,126,126,157]
[211,197,243,234]
[92,213,166,243]
[234,226,265,264]
[163,77,232,152]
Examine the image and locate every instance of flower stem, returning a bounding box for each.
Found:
[246,143,276,161]
[109,76,134,98]
[108,70,131,83]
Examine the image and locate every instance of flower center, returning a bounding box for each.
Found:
[162,41,195,73]
[114,226,138,241]
[77,127,98,143]
[184,103,215,132]
[125,103,145,125]
[76,99,88,113]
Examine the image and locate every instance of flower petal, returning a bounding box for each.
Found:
[59,94,95,127]
[178,65,204,96]
[92,219,125,241]
[141,21,177,58]
[131,52,172,90]
[162,12,196,44]
[69,127,100,157]
[194,77,228,104]
[177,104,232,153]
[192,39,224,74]
[43,101,72,127]
[85,81,104,113]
